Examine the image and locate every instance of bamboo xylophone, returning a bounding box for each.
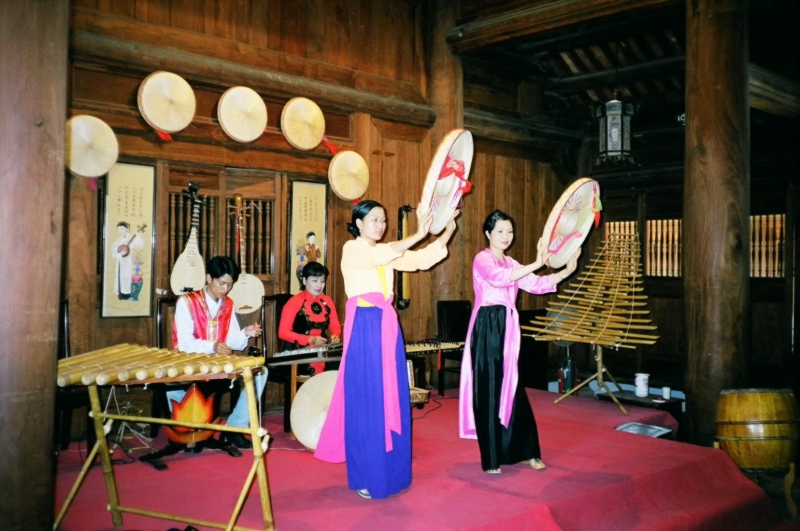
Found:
[56,343,265,387]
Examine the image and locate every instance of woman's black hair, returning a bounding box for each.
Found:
[483,210,513,235]
[207,256,241,282]
[302,261,329,280]
[346,200,385,239]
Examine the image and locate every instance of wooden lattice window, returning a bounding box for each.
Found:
[606,215,785,278]
[225,197,274,276]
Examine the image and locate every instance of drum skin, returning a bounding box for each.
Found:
[716,388,798,469]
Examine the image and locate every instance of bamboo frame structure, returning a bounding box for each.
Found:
[521,233,659,414]
[54,345,274,531]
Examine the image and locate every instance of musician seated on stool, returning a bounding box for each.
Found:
[278,261,342,375]
[170,256,267,449]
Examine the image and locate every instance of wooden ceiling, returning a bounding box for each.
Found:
[449,0,800,140]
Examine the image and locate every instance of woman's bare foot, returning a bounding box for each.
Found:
[486,468,502,474]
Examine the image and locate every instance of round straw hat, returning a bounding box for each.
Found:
[217,86,267,143]
[541,177,601,268]
[65,115,119,177]
[280,97,325,150]
[419,129,474,235]
[328,151,369,201]
[290,370,339,450]
[137,71,196,133]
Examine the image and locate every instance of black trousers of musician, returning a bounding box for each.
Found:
[470,305,541,471]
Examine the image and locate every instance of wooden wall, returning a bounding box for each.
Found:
[62,1,566,410]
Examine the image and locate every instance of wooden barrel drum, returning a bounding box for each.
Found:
[716,388,798,470]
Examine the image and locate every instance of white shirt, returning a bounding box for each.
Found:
[173,288,249,354]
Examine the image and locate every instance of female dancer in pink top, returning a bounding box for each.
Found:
[459,210,579,473]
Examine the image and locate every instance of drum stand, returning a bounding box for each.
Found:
[54,367,274,531]
[553,345,628,415]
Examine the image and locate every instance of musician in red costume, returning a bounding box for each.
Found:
[279,261,342,375]
[170,256,267,449]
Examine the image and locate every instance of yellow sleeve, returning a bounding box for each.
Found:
[392,242,448,272]
[342,239,402,270]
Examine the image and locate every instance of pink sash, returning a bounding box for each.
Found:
[314,292,401,463]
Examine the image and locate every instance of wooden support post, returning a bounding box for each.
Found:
[430,0,468,318]
[0,1,68,529]
[683,0,750,444]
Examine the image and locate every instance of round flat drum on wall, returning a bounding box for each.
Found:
[540,178,601,269]
[65,115,119,178]
[419,129,474,235]
[217,86,267,143]
[280,97,325,150]
[328,151,369,201]
[137,71,196,134]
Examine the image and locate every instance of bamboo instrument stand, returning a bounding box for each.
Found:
[54,366,274,531]
[522,233,659,415]
[554,345,627,414]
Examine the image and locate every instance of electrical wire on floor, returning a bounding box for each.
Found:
[412,395,457,420]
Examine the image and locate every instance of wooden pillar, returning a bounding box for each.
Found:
[430,0,467,314]
[683,0,750,444]
[0,1,68,529]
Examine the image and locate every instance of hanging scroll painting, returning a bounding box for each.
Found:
[101,163,156,318]
[288,180,328,294]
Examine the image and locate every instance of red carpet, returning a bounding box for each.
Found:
[56,389,793,530]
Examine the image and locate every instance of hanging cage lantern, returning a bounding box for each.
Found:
[596,93,634,165]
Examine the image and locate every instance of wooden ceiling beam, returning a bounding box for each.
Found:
[463,108,581,149]
[749,64,800,119]
[70,32,436,127]
[447,0,679,55]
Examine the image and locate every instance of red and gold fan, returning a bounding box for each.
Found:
[419,129,474,235]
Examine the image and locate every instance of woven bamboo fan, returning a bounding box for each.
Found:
[217,86,267,143]
[290,370,338,450]
[328,151,369,201]
[280,97,325,150]
[65,115,119,178]
[541,178,602,269]
[137,71,196,134]
[522,233,659,413]
[419,129,474,235]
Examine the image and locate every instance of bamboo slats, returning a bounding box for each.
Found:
[56,344,264,388]
[225,197,274,275]
[607,215,785,278]
[522,233,659,349]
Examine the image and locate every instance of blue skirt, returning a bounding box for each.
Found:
[344,306,412,499]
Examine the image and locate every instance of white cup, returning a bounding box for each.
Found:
[634,373,649,397]
[663,387,671,400]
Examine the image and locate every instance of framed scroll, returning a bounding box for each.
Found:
[288,180,328,294]
[101,163,156,318]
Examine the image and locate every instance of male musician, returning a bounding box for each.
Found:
[279,261,342,375]
[111,221,144,300]
[170,256,267,449]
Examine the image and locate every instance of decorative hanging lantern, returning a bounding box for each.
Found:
[596,92,634,165]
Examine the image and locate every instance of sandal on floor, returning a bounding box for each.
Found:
[529,459,547,470]
[486,468,502,474]
[357,489,372,499]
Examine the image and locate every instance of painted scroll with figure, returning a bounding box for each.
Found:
[541,177,602,268]
[289,181,327,294]
[101,163,155,318]
[419,129,474,235]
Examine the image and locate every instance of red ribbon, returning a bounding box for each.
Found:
[156,130,173,142]
[351,199,361,205]
[322,135,338,155]
[438,155,471,194]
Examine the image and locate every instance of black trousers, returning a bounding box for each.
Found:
[470,305,541,471]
